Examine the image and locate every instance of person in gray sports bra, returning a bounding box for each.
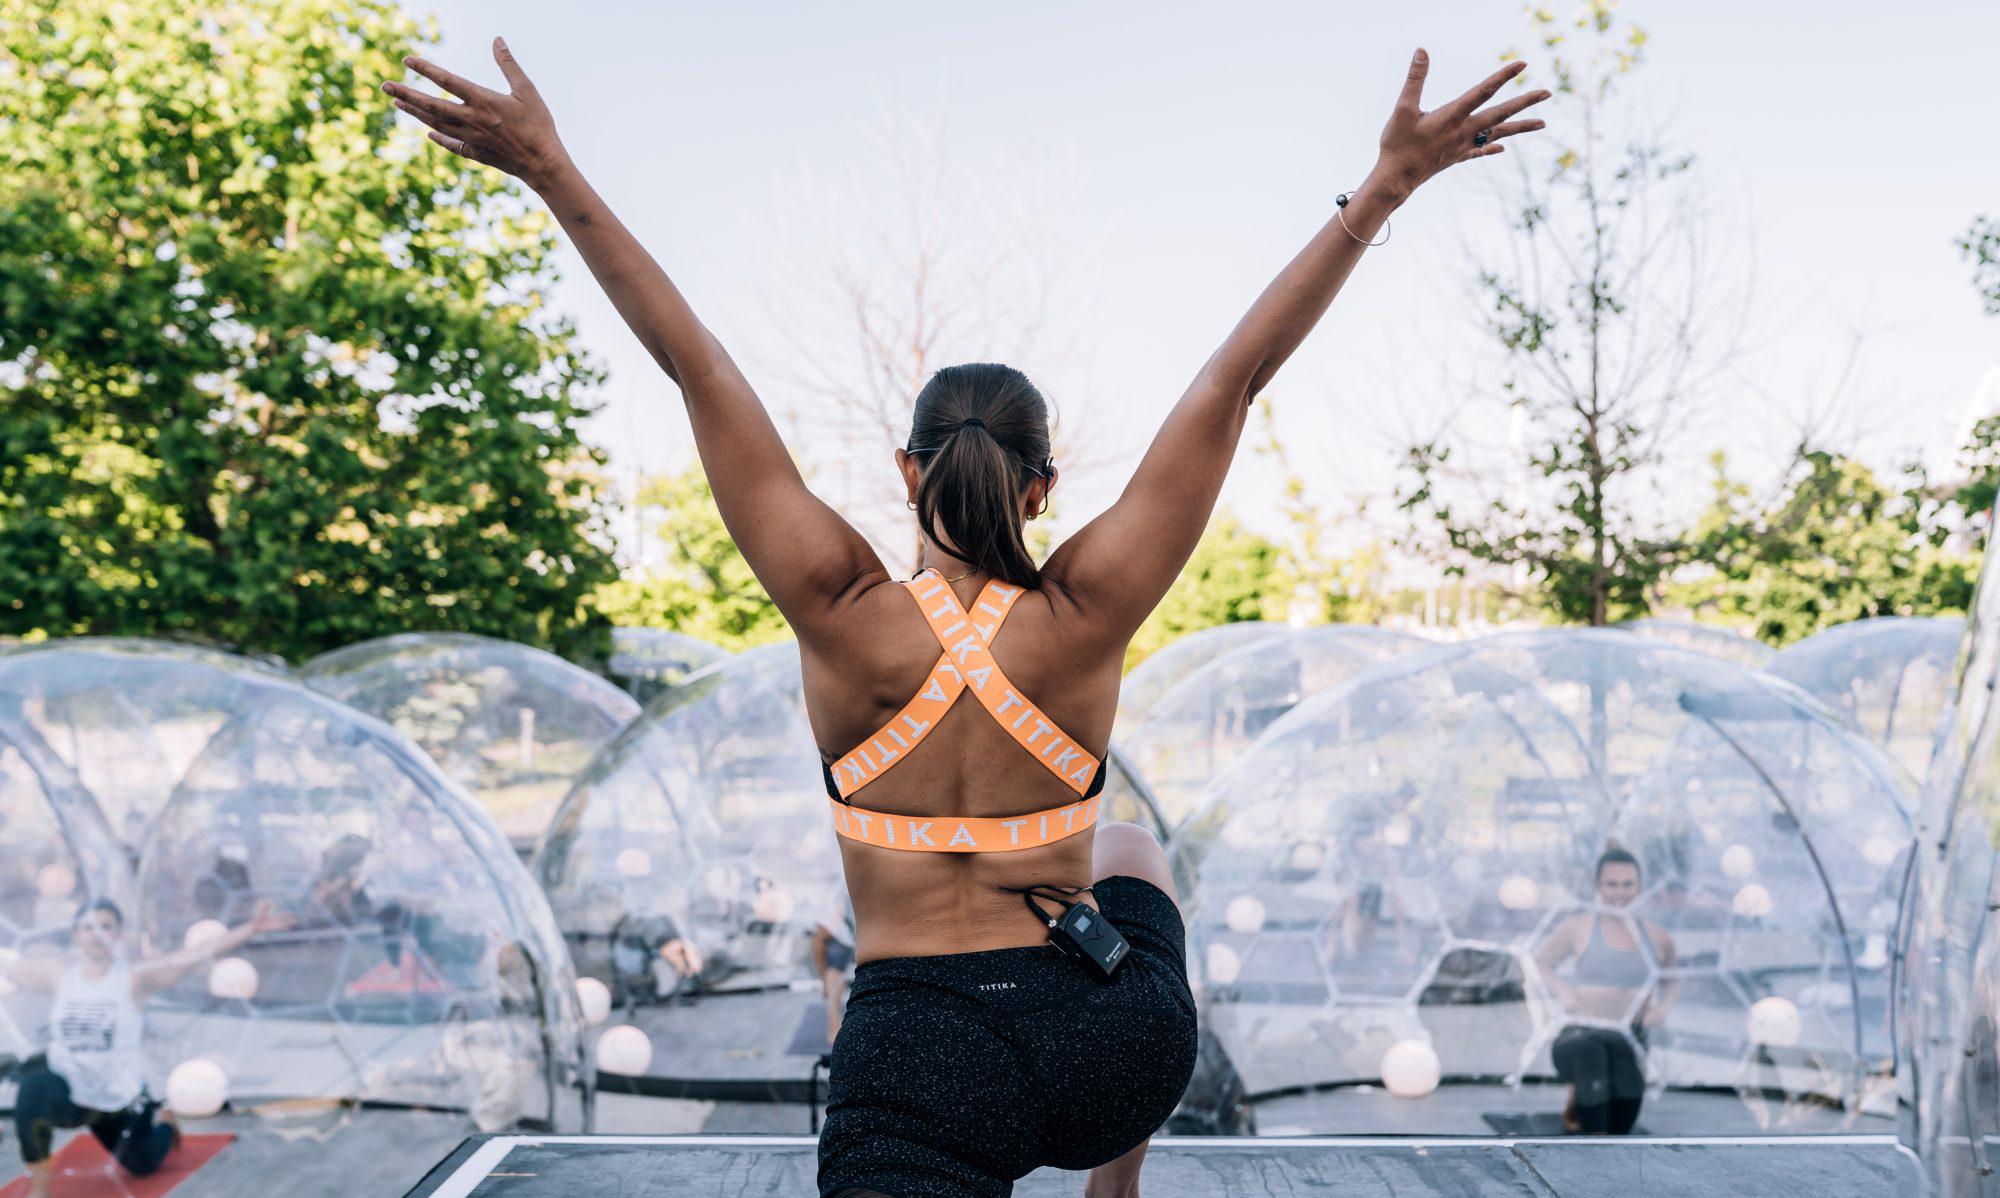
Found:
[1532,848,1679,1134]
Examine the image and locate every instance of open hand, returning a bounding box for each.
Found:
[1373,50,1549,197]
[383,38,570,190]
[246,900,294,937]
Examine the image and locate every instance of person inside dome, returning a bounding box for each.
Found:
[1532,848,1679,1135]
[2,897,290,1198]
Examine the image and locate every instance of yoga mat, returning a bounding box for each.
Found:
[785,1000,831,1056]
[0,1132,232,1198]
[1481,1111,1649,1136]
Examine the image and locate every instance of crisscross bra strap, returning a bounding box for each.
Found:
[904,571,1103,797]
[824,570,1102,801]
[823,570,1107,853]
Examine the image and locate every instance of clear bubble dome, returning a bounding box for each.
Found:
[1172,630,1911,1136]
[1767,616,1963,783]
[1119,622,1289,727]
[606,629,727,704]
[301,633,640,844]
[1618,618,1775,669]
[1118,625,1426,827]
[536,641,1165,1094]
[1897,549,2000,1190]
[0,705,133,1059]
[0,638,289,848]
[134,671,589,1133]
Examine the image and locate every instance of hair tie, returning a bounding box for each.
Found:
[958,417,986,431]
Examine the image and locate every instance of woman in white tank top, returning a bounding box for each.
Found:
[2,897,289,1198]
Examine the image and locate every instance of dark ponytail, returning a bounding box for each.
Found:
[907,364,1055,588]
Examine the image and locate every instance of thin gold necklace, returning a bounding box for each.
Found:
[920,560,979,583]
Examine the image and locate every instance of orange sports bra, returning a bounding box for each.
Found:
[820,569,1106,854]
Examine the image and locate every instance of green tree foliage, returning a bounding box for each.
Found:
[593,465,789,650]
[1398,3,1710,626]
[1125,513,1285,671]
[1962,215,2000,316]
[0,0,615,661]
[1672,449,1974,645]
[1251,398,1387,625]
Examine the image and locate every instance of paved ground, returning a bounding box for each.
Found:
[0,1072,1901,1195]
[405,1133,1917,1197]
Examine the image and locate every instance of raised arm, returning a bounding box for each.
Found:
[1044,51,1549,638]
[132,901,291,996]
[383,40,886,632]
[0,947,62,995]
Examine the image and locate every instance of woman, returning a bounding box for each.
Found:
[384,41,1545,1198]
[810,898,857,1045]
[1532,848,1679,1135]
[4,898,289,1198]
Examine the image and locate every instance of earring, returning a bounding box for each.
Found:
[906,500,917,510]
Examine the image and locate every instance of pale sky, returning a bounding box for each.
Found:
[411,0,1999,574]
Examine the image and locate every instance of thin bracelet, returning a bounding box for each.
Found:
[1335,191,1391,248]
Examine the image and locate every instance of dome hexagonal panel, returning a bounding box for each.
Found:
[0,638,288,848]
[301,633,640,844]
[1617,618,1775,669]
[1172,630,1910,1136]
[606,628,727,704]
[1172,642,1610,1132]
[134,672,589,1135]
[1118,622,1288,727]
[1767,616,1963,782]
[1118,625,1426,826]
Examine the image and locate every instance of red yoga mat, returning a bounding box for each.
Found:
[0,1132,232,1198]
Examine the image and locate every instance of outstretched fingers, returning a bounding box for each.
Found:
[1396,47,1429,112]
[426,128,497,168]
[1443,59,1528,121]
[491,37,536,95]
[383,83,481,135]
[1481,118,1545,144]
[1469,87,1553,131]
[403,55,496,103]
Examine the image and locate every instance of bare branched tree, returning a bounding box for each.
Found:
[1396,4,1755,625]
[758,101,1117,571]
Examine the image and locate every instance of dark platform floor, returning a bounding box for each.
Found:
[406,1133,1916,1197]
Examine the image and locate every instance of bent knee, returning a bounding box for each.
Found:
[1094,821,1174,900]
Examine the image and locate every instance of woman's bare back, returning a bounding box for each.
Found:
[800,571,1126,962]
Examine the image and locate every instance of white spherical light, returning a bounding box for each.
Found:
[1862,834,1902,868]
[1224,895,1267,935]
[1747,995,1802,1047]
[1719,843,1756,880]
[206,957,258,1001]
[36,863,76,899]
[1732,883,1773,919]
[1204,943,1242,986]
[1382,817,1413,848]
[165,1059,229,1118]
[614,848,652,879]
[1380,1039,1441,1099]
[576,977,612,1026]
[1287,841,1325,874]
[1497,875,1539,911]
[595,1024,654,1076]
[182,919,229,952]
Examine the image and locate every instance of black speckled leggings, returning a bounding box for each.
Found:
[818,876,1198,1198]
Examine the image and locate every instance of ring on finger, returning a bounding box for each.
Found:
[1472,128,1492,148]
